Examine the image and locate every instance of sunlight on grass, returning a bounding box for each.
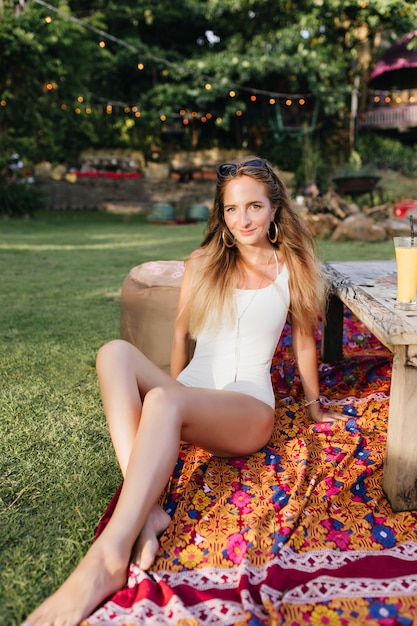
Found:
[317,239,395,262]
[0,242,153,250]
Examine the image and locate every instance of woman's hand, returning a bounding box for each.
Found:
[309,406,347,423]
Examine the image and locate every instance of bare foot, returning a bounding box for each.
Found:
[23,539,129,626]
[132,504,171,570]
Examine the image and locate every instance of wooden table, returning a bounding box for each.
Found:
[321,260,417,512]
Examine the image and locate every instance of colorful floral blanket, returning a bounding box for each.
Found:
[84,311,417,625]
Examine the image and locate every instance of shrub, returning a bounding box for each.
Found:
[0,181,43,217]
[358,135,417,177]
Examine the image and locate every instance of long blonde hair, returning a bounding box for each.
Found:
[188,156,325,338]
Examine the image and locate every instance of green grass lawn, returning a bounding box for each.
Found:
[0,210,395,624]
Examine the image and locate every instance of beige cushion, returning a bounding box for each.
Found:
[120,260,187,373]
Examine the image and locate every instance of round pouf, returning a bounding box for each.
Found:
[120,260,194,373]
[185,203,209,222]
[146,202,175,223]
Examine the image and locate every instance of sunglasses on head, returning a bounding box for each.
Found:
[216,158,267,179]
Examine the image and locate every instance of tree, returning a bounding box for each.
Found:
[1,0,417,170]
[0,1,103,165]
[171,0,417,163]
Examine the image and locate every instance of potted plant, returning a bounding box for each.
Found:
[332,150,380,196]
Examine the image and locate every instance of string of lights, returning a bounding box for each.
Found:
[32,0,313,103]
[6,2,417,133]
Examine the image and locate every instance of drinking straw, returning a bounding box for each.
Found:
[411,214,415,245]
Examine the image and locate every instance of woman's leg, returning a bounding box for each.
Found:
[24,385,273,626]
[96,339,177,566]
[96,339,179,476]
[24,341,178,626]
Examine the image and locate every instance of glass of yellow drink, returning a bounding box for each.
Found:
[394,236,417,309]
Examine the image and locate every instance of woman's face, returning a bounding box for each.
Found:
[223,175,276,248]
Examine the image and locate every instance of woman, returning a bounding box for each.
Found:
[24,156,345,626]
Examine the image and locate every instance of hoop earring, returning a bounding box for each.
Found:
[268,221,279,244]
[222,229,236,248]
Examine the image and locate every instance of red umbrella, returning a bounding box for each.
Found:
[370,30,417,89]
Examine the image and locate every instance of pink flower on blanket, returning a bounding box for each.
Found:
[229,457,249,469]
[323,476,343,498]
[323,446,345,465]
[230,489,252,513]
[226,533,247,564]
[326,528,352,550]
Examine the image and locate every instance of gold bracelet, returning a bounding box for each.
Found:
[304,397,320,408]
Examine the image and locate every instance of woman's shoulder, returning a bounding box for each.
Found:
[188,247,205,260]
[182,248,207,280]
[186,247,207,268]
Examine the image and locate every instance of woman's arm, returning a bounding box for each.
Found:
[292,321,346,423]
[170,251,200,379]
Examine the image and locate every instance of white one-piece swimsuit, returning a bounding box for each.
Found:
[176,255,290,409]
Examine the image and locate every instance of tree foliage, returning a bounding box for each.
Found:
[1,0,417,168]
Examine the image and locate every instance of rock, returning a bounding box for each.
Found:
[144,162,170,179]
[346,202,361,214]
[305,190,357,219]
[104,202,145,214]
[65,172,77,183]
[331,213,387,242]
[320,190,351,219]
[51,164,67,181]
[383,217,415,237]
[300,211,340,239]
[363,203,391,219]
[34,161,52,181]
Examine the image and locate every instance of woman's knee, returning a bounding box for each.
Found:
[142,386,183,423]
[96,339,135,372]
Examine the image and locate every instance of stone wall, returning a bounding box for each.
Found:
[38,176,217,218]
